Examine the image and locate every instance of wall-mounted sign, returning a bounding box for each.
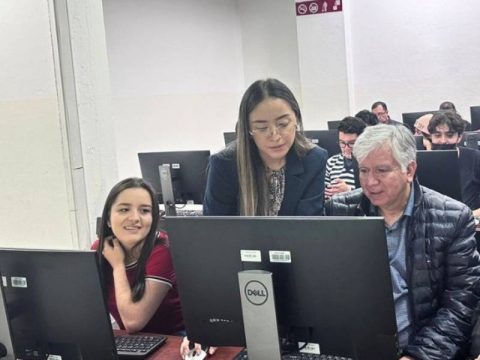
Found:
[296,0,342,16]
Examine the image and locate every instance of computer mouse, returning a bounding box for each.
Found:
[184,349,207,360]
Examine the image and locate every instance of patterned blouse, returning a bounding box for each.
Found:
[267,167,285,216]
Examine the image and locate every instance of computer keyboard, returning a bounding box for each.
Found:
[175,208,203,216]
[115,334,166,358]
[282,354,352,360]
[235,349,352,360]
[159,204,203,216]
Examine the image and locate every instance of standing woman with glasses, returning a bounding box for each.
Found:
[324,116,366,199]
[203,78,328,216]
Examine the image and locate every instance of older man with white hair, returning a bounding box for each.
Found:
[325,124,480,359]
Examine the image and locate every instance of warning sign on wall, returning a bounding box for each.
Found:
[296,0,342,16]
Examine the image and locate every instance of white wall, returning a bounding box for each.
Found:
[0,1,75,248]
[296,8,350,127]
[103,0,245,179]
[0,0,117,249]
[346,0,480,121]
[237,0,302,99]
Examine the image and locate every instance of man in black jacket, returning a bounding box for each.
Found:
[325,124,480,359]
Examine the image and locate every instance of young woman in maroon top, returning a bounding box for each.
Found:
[92,177,183,334]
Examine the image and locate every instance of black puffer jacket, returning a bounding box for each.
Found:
[325,180,480,360]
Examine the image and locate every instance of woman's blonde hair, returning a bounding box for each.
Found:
[235,79,313,215]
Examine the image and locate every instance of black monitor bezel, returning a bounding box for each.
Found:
[138,150,210,204]
[0,249,117,359]
[303,129,340,157]
[415,150,462,202]
[470,106,480,131]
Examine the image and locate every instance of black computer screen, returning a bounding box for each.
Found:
[167,216,398,359]
[414,135,426,150]
[138,150,210,204]
[327,120,342,130]
[470,106,480,131]
[460,131,480,150]
[0,249,116,360]
[304,130,340,157]
[223,132,236,146]
[416,150,462,202]
[402,111,437,133]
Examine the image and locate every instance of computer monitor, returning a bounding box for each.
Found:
[0,274,14,360]
[327,120,342,130]
[0,249,117,359]
[304,130,340,157]
[470,106,480,131]
[223,132,236,146]
[460,131,480,149]
[166,216,398,359]
[414,135,426,150]
[415,150,462,202]
[402,111,437,133]
[138,150,210,204]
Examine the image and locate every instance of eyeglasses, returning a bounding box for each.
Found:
[358,166,400,179]
[249,119,297,138]
[338,141,356,149]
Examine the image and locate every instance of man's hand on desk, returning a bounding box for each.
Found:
[180,336,217,359]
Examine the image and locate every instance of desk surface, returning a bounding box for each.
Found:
[145,335,242,360]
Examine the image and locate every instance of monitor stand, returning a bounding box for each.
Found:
[159,164,177,216]
[238,270,281,359]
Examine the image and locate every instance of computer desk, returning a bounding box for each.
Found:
[128,334,242,359]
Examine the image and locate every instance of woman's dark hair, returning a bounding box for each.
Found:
[428,110,465,135]
[355,110,378,126]
[338,116,367,135]
[96,177,160,302]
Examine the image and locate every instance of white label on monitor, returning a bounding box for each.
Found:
[47,355,62,360]
[269,250,291,263]
[2,276,6,287]
[172,163,180,169]
[240,250,261,262]
[298,342,320,355]
[11,277,27,288]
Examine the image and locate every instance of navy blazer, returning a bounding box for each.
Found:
[203,146,328,216]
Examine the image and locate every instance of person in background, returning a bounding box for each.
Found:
[324,116,366,199]
[325,124,480,359]
[92,177,184,335]
[428,111,480,218]
[203,78,328,216]
[371,101,403,126]
[355,109,378,126]
[413,113,433,150]
[439,100,472,131]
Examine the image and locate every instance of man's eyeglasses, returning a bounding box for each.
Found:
[338,141,356,149]
[249,119,297,138]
